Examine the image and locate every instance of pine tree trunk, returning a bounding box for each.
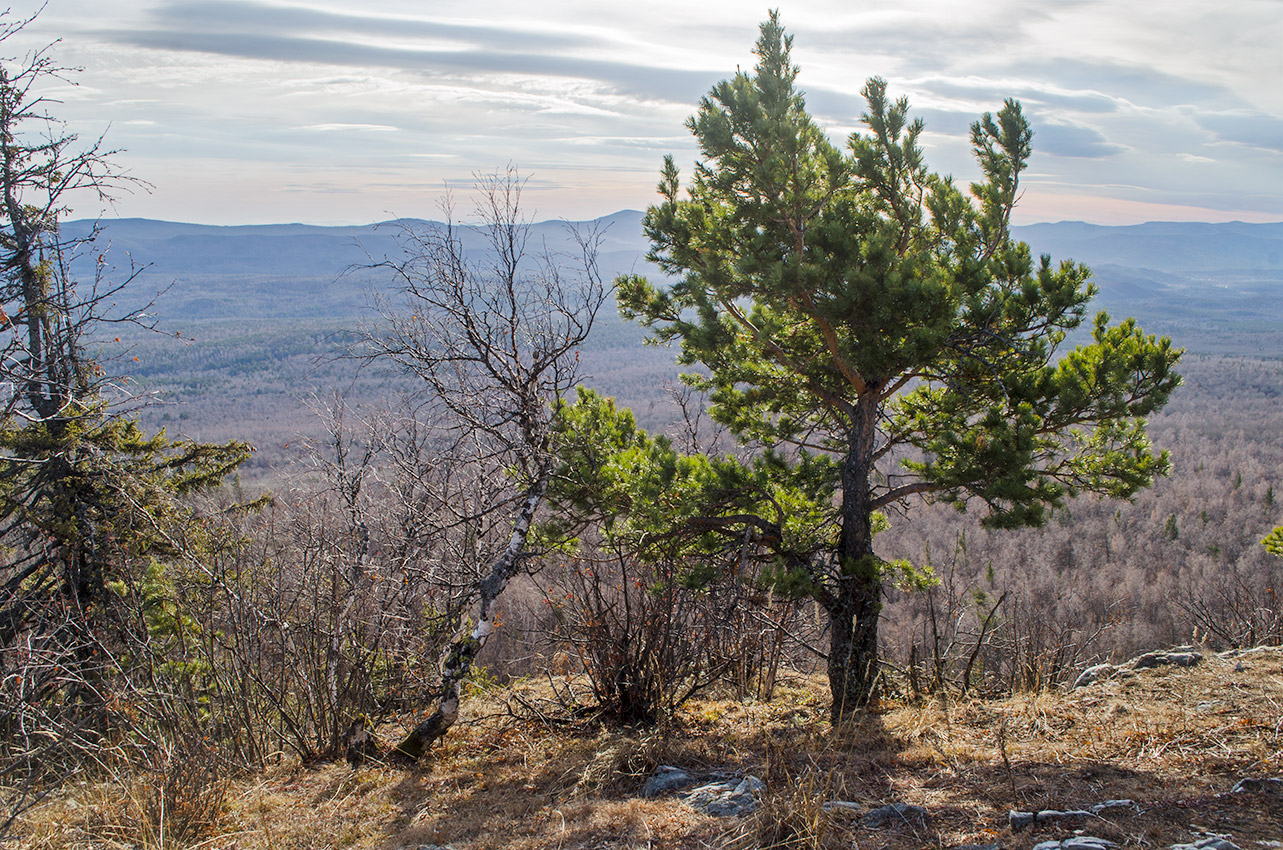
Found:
[828,392,881,723]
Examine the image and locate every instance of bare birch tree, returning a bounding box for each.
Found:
[363,168,606,759]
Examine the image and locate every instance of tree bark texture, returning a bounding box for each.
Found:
[391,467,550,761]
[828,391,882,722]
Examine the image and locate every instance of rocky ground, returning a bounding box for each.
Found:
[15,646,1283,849]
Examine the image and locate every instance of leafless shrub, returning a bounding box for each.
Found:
[179,401,487,763]
[712,598,815,702]
[1180,560,1283,649]
[889,532,1115,697]
[538,549,726,725]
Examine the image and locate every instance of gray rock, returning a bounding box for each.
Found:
[1038,808,1092,824]
[1131,649,1201,670]
[1169,838,1242,850]
[862,802,927,828]
[1131,651,1166,670]
[641,765,696,797]
[1231,777,1283,794]
[1091,799,1136,813]
[1010,810,1035,829]
[1011,808,1092,830]
[820,800,862,815]
[682,774,765,817]
[1032,839,1118,850]
[1074,663,1114,688]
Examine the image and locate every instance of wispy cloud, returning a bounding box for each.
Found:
[95,1,720,104]
[1196,111,1283,153]
[299,123,400,132]
[6,0,1276,225]
[1028,116,1127,158]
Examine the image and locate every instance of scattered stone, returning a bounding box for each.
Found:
[1010,810,1035,829]
[1170,838,1242,850]
[861,802,928,828]
[1040,808,1092,823]
[1075,646,1206,688]
[1010,808,1091,830]
[1033,838,1117,850]
[1074,663,1114,688]
[1234,661,1246,672]
[681,775,765,817]
[1091,799,1137,813]
[1231,777,1283,795]
[820,800,862,815]
[1132,648,1202,670]
[641,765,697,797]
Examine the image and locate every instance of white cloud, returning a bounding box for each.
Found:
[0,0,1276,225]
[298,123,400,132]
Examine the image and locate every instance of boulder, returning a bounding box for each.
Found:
[1074,663,1115,688]
[682,775,765,817]
[1032,839,1118,850]
[1010,808,1091,830]
[1169,838,1241,850]
[861,802,928,828]
[1131,649,1201,670]
[641,765,697,797]
[1074,646,1205,688]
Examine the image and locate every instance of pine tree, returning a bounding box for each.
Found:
[607,14,1181,720]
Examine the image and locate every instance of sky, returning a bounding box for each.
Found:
[4,0,1282,226]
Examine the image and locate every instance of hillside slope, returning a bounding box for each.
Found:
[19,646,1283,849]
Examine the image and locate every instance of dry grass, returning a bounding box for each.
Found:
[12,648,1283,849]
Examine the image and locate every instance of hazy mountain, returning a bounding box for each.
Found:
[60,214,1282,481]
[1012,220,1283,273]
[62,215,1283,354]
[67,214,1282,281]
[64,210,649,283]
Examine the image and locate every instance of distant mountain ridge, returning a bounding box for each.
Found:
[66,214,1283,279]
[61,215,1283,347]
[1013,220,1283,273]
[63,211,651,280]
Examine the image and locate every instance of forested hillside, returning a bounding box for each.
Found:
[76,214,1283,473]
[77,211,1283,677]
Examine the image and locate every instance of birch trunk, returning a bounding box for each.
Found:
[389,466,550,761]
